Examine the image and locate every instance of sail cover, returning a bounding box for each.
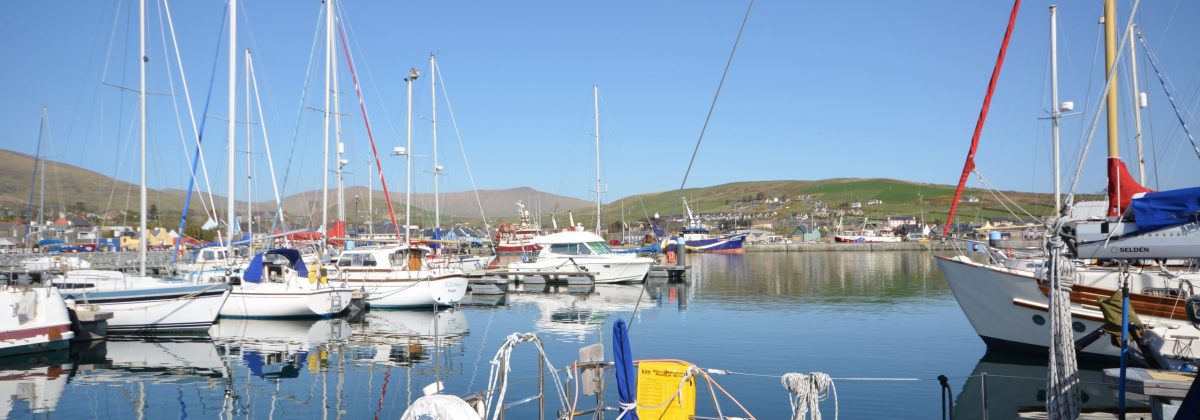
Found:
[1131,186,1200,233]
[242,248,308,283]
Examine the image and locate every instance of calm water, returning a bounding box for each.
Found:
[2,251,1140,419]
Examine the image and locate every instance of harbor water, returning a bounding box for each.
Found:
[2,251,1141,418]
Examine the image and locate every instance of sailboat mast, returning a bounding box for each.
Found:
[245,48,252,248]
[431,53,440,233]
[593,84,601,236]
[334,16,345,225]
[139,0,148,276]
[1128,24,1146,184]
[319,0,332,250]
[405,68,418,244]
[226,0,237,261]
[1050,5,1062,212]
[1102,0,1121,216]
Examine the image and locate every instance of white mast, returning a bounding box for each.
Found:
[1129,24,1146,184]
[245,48,252,248]
[320,0,332,250]
[431,53,441,238]
[593,84,601,236]
[334,11,345,226]
[1050,5,1062,212]
[404,68,419,244]
[226,0,238,268]
[139,0,147,276]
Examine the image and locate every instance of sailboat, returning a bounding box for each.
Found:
[934,1,1200,362]
[214,5,353,319]
[54,0,230,333]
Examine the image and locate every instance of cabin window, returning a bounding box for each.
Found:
[202,250,216,261]
[549,243,589,255]
[361,254,377,267]
[337,254,358,267]
[391,252,406,268]
[585,242,610,255]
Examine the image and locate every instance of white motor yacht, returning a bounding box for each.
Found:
[331,245,467,308]
[507,230,653,284]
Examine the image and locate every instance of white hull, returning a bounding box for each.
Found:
[219,283,353,318]
[508,257,652,284]
[342,272,468,308]
[57,271,229,332]
[935,255,1200,360]
[0,287,74,356]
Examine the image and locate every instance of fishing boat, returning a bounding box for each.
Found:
[935,1,1200,363]
[219,248,354,318]
[665,197,748,253]
[0,285,74,356]
[331,245,467,308]
[507,230,654,284]
[495,201,543,254]
[832,218,901,243]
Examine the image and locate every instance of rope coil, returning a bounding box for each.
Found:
[782,372,837,420]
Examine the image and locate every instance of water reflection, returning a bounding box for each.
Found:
[0,351,71,417]
[953,351,1151,419]
[688,251,947,304]
[506,284,660,340]
[348,309,469,366]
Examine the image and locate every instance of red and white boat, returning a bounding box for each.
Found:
[0,285,74,357]
[495,201,543,254]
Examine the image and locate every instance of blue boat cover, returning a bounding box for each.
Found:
[38,239,65,247]
[613,318,638,420]
[242,248,308,283]
[431,227,442,250]
[1130,186,1200,233]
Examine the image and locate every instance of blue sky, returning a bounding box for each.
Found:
[2,0,1198,206]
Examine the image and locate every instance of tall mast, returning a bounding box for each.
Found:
[593,84,601,236]
[1128,24,1146,184]
[431,53,440,235]
[139,0,148,276]
[1050,5,1062,212]
[225,0,238,264]
[334,13,345,225]
[1102,0,1121,216]
[368,158,373,236]
[404,68,419,244]
[320,0,332,248]
[245,48,252,248]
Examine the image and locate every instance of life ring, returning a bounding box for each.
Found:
[1005,248,1015,259]
[666,250,677,265]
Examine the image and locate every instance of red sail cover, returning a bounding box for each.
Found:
[1107,158,1154,216]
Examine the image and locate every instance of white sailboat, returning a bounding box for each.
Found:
[935,2,1200,362]
[55,0,229,333]
[215,1,353,319]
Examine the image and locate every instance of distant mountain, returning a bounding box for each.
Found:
[0,149,1060,232]
[0,149,592,224]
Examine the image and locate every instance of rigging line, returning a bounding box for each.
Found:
[668,0,754,231]
[337,20,402,239]
[166,0,228,263]
[596,93,652,224]
[434,62,490,230]
[248,53,287,230]
[975,171,1037,222]
[272,4,325,232]
[161,0,221,222]
[1138,33,1200,160]
[24,109,46,237]
[1062,0,1143,214]
[336,1,403,152]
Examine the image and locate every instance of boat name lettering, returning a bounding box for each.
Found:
[1112,247,1150,253]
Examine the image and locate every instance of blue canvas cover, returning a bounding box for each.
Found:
[242,248,308,283]
[1130,186,1200,233]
